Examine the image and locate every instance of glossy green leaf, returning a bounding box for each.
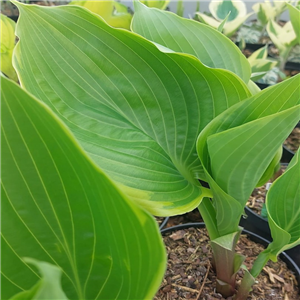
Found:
[197,76,300,235]
[13,3,251,216]
[68,1,132,30]
[0,14,18,81]
[287,3,300,44]
[1,76,166,300]
[132,1,251,83]
[10,258,68,300]
[266,149,300,257]
[209,0,246,22]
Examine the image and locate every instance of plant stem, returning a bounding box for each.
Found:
[235,250,271,300]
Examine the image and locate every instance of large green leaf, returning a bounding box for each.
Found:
[131,1,251,83]
[266,149,300,257]
[197,76,300,235]
[13,3,251,216]
[1,76,166,300]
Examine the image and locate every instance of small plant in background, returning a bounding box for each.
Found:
[252,0,294,26]
[0,14,17,81]
[247,45,278,81]
[237,0,294,44]
[267,18,298,72]
[68,0,133,29]
[196,0,253,37]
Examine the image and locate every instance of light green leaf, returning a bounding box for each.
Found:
[267,19,297,53]
[249,59,278,81]
[0,14,18,81]
[196,10,253,37]
[266,149,300,256]
[209,0,246,22]
[248,45,269,63]
[253,1,290,25]
[140,0,169,10]
[197,75,300,235]
[253,3,268,25]
[132,1,251,83]
[287,3,300,44]
[1,76,166,300]
[217,11,231,33]
[246,80,261,95]
[68,1,132,30]
[10,258,68,300]
[13,3,250,216]
[248,46,278,80]
[176,0,184,17]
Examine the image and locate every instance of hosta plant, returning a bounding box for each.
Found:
[247,45,277,81]
[5,1,300,299]
[1,74,166,299]
[196,0,254,37]
[267,18,298,72]
[252,0,293,26]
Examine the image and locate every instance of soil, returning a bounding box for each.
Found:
[246,164,287,216]
[155,226,299,300]
[284,127,300,153]
[165,210,203,228]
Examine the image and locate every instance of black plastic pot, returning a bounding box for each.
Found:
[255,82,271,90]
[161,222,300,286]
[285,61,300,71]
[235,42,267,52]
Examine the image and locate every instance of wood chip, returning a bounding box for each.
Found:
[263,266,275,283]
[196,263,211,300]
[273,273,285,283]
[171,283,199,293]
[169,230,186,241]
[284,293,290,300]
